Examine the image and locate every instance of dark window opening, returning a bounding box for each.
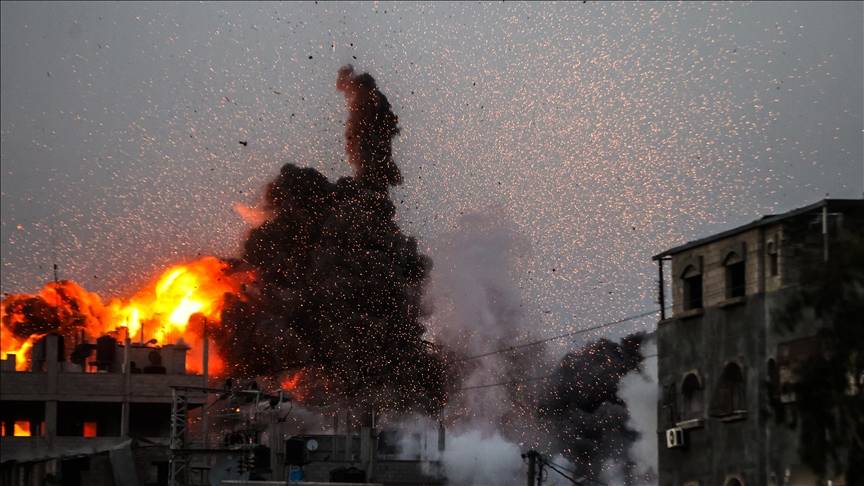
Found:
[683,274,703,310]
[57,402,121,437]
[713,363,746,416]
[60,457,90,486]
[767,241,779,277]
[0,400,45,437]
[725,257,746,298]
[130,403,171,438]
[681,373,703,420]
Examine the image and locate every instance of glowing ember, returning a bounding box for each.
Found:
[0,256,252,374]
[281,370,304,391]
[280,370,306,402]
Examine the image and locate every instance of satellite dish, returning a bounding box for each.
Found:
[306,439,319,452]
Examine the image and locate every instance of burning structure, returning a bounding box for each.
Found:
[653,199,864,485]
[1,66,453,486]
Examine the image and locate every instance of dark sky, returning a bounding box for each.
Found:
[2,1,862,342]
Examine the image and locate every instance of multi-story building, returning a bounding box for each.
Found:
[0,334,206,486]
[652,198,863,486]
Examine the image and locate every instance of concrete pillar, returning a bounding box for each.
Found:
[121,337,131,439]
[45,401,57,444]
[332,413,339,458]
[437,421,445,452]
[360,427,371,469]
[46,335,59,394]
[344,409,352,461]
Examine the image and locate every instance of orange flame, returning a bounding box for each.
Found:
[13,421,31,437]
[1,256,252,374]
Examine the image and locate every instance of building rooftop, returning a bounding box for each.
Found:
[652,198,864,261]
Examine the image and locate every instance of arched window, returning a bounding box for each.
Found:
[724,251,746,298]
[723,476,745,486]
[681,372,704,420]
[681,264,703,310]
[714,362,746,416]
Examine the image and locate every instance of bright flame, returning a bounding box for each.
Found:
[83,422,98,438]
[13,421,31,437]
[1,256,252,374]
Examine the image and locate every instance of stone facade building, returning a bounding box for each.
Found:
[652,199,863,486]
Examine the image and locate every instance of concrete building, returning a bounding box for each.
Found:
[652,199,863,486]
[0,334,206,486]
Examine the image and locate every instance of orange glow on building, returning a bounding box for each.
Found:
[83,422,98,438]
[13,421,31,437]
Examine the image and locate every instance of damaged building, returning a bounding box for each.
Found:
[0,333,447,486]
[0,335,206,486]
[653,198,864,486]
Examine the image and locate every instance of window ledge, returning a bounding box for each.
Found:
[676,308,704,320]
[719,296,746,308]
[675,418,705,430]
[716,410,748,422]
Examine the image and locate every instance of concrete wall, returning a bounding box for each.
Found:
[657,295,766,486]
[1,371,205,402]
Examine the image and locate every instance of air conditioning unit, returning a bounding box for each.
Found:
[666,427,685,449]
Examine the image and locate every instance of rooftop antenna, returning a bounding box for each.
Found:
[50,224,59,283]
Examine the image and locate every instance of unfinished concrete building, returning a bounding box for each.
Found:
[0,335,206,486]
[653,199,863,486]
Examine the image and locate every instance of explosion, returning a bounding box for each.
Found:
[212,65,455,413]
[1,66,455,415]
[1,256,250,373]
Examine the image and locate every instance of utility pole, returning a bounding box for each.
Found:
[525,450,539,486]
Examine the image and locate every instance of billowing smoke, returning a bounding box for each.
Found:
[617,340,659,485]
[212,66,454,414]
[336,65,402,190]
[537,332,648,482]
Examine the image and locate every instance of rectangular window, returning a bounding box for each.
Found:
[726,261,746,298]
[0,401,45,437]
[13,420,31,437]
[684,275,703,310]
[57,402,121,437]
[769,252,778,277]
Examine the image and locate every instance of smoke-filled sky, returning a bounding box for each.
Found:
[2,1,862,347]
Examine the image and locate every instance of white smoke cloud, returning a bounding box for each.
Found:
[441,430,524,486]
[617,339,659,485]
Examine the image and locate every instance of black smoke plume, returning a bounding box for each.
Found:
[213,66,454,414]
[538,332,647,481]
[336,65,402,191]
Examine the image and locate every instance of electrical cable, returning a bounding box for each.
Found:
[543,459,582,485]
[459,308,661,362]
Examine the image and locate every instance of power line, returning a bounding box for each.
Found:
[459,308,661,362]
[459,353,659,392]
[542,456,608,486]
[544,461,580,485]
[459,374,553,391]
